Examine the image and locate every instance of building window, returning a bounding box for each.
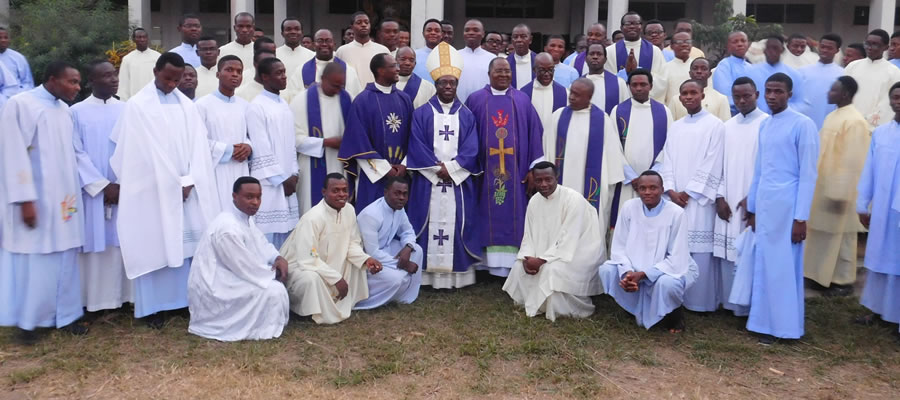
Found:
[853,6,900,26]
[626,2,686,21]
[256,0,274,14]
[466,0,555,19]
[746,4,815,24]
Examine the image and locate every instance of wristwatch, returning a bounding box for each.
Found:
[405,243,415,250]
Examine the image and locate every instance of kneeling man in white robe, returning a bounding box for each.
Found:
[280,173,383,324]
[599,171,698,332]
[188,177,290,341]
[354,176,423,309]
[503,162,605,321]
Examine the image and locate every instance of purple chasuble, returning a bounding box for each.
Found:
[507,51,536,89]
[337,83,414,212]
[401,74,423,101]
[306,83,352,206]
[520,80,567,112]
[407,96,483,272]
[615,39,654,71]
[609,98,667,226]
[555,105,606,211]
[464,86,544,247]
[302,57,347,87]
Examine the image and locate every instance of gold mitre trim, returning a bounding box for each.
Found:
[429,42,462,80]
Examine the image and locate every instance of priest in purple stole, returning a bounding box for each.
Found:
[465,57,544,277]
[408,42,483,289]
[507,24,537,89]
[338,53,414,213]
[604,12,666,101]
[520,53,568,133]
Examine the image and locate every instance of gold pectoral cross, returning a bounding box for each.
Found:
[489,136,514,176]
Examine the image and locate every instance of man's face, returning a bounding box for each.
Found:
[818,39,838,64]
[489,59,512,90]
[575,38,588,54]
[732,83,758,115]
[788,38,806,56]
[253,30,264,42]
[377,54,400,83]
[262,61,287,91]
[568,82,592,110]
[233,183,262,216]
[282,20,303,47]
[544,39,566,63]
[511,27,532,56]
[636,175,662,208]
[258,42,277,54]
[671,32,692,61]
[133,30,149,51]
[727,32,748,58]
[218,60,243,91]
[533,168,558,198]
[384,182,410,210]
[586,24,607,46]
[396,48,416,77]
[484,33,503,54]
[234,15,255,44]
[643,23,665,47]
[586,44,606,73]
[315,31,335,60]
[435,76,458,103]
[864,34,886,60]
[764,81,791,112]
[323,178,349,210]
[54,68,82,102]
[628,74,652,102]
[534,56,554,86]
[621,15,642,41]
[0,30,9,52]
[343,29,355,44]
[423,22,443,47]
[352,15,371,38]
[826,81,844,105]
[398,31,410,48]
[178,17,202,44]
[890,88,900,115]
[178,67,197,91]
[381,21,399,49]
[154,64,184,94]
[612,31,624,43]
[91,62,119,97]
[321,71,346,96]
[678,81,703,112]
[689,59,711,82]
[843,47,864,67]
[441,24,454,44]
[764,38,783,65]
[890,37,900,59]
[674,22,692,35]
[302,36,314,50]
[463,20,484,49]
[197,39,219,67]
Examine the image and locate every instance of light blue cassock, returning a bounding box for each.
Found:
[353,197,423,310]
[553,62,580,87]
[749,62,804,114]
[0,48,34,92]
[712,55,751,115]
[0,61,18,109]
[662,49,675,62]
[745,109,818,339]
[857,120,900,325]
[890,59,900,69]
[797,61,844,130]
[414,47,435,83]
[169,43,201,69]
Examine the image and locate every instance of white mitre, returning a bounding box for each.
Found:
[426,41,464,81]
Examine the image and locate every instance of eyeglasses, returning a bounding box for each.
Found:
[486,38,502,44]
[436,80,458,87]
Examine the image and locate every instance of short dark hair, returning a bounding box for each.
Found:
[441,19,452,26]
[324,172,347,189]
[423,18,442,32]
[197,35,216,44]
[233,176,260,193]
[689,57,710,69]
[588,43,606,57]
[892,31,900,40]
[820,33,843,48]
[350,11,369,26]
[383,175,410,190]
[369,52,391,76]
[234,11,254,24]
[836,75,859,98]
[488,57,508,72]
[85,59,112,79]
[381,18,399,29]
[732,76,756,90]
[644,19,664,31]
[627,68,653,85]
[620,11,641,25]
[253,36,275,53]
[132,27,147,39]
[255,28,265,34]
[155,52,186,71]
[217,55,242,71]
[639,170,663,186]
[321,62,346,79]
[766,72,793,91]
[281,17,301,32]
[257,57,283,77]
[766,35,785,45]
[848,43,865,54]
[545,34,566,46]
[179,13,199,26]
[531,161,557,175]
[673,18,692,30]
[679,79,704,92]
[43,61,76,82]
[788,33,806,42]
[890,81,900,95]
[611,30,623,38]
[253,49,275,64]
[869,29,890,45]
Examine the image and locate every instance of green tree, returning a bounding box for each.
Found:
[691,0,783,65]
[9,0,127,84]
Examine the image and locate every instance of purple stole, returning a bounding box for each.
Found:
[610,99,667,226]
[615,39,654,72]
[401,74,422,101]
[520,81,567,112]
[601,71,620,115]
[301,57,347,87]
[306,83,352,205]
[507,51,535,89]
[555,105,606,210]
[573,51,587,76]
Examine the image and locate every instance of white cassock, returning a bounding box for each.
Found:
[276,44,315,82]
[354,197,423,309]
[235,79,264,103]
[611,100,673,209]
[285,57,363,103]
[544,107,627,233]
[713,108,767,316]
[196,90,251,210]
[844,58,900,128]
[110,83,219,318]
[280,201,372,324]
[0,86,84,330]
[782,48,818,69]
[660,109,725,312]
[116,48,161,100]
[667,86,731,122]
[187,206,290,341]
[457,46,494,102]
[218,41,254,74]
[291,86,349,214]
[195,64,218,99]
[503,185,605,321]
[247,90,300,248]
[72,95,133,312]
[660,57,692,105]
[599,198,699,329]
[335,40,391,86]
[604,40,667,101]
[586,72,630,112]
[397,74,436,108]
[513,52,535,89]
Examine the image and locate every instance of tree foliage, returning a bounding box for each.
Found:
[692,0,783,66]
[9,0,127,84]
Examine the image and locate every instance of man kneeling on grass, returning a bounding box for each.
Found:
[187,177,290,341]
[598,170,698,332]
[502,162,606,321]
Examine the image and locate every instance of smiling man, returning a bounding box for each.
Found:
[520,52,568,133]
[276,17,315,77]
[564,23,607,75]
[667,58,730,121]
[543,35,580,87]
[219,12,256,70]
[413,18,444,83]
[604,12,666,101]
[285,29,362,102]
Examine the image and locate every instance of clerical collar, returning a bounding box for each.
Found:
[316,56,334,63]
[213,89,236,103]
[374,82,393,94]
[643,199,665,217]
[230,204,251,224]
[260,89,282,102]
[89,94,117,104]
[156,88,180,104]
[490,87,508,95]
[739,108,761,119]
[180,42,196,49]
[231,41,252,48]
[686,108,707,118]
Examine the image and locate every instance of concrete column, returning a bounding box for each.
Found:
[410,0,443,49]
[584,0,600,34]
[732,0,747,16]
[606,0,629,34]
[274,0,287,46]
[128,0,151,30]
[869,0,897,32]
[231,0,255,40]
[0,0,10,27]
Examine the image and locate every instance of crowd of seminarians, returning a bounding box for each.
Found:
[1,9,900,347]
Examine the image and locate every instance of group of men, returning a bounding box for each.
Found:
[2,10,900,347]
